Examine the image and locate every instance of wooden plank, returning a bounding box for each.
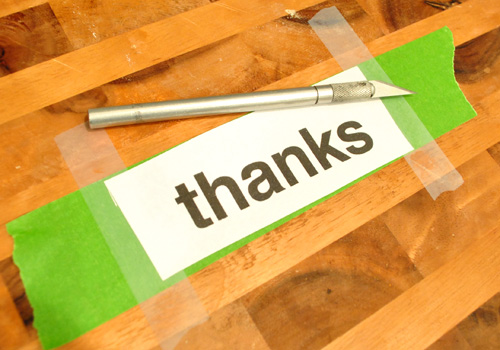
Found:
[455,28,500,106]
[18,341,43,350]
[321,224,500,350]
[0,258,33,326]
[457,292,500,349]
[0,0,46,19]
[366,0,500,55]
[0,4,73,76]
[0,0,324,125]
[0,113,82,225]
[428,328,472,350]
[0,275,30,349]
[58,307,159,350]
[0,226,13,261]
[489,143,500,165]
[48,0,218,49]
[381,152,500,276]
[355,0,445,34]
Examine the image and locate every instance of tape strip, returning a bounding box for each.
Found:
[54,123,126,188]
[309,7,372,69]
[55,123,209,348]
[309,7,463,199]
[405,141,463,199]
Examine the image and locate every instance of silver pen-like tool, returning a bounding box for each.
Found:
[88,81,415,129]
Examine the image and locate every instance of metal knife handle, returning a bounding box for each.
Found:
[88,81,375,129]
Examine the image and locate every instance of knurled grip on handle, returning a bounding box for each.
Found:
[313,81,374,105]
[330,81,374,102]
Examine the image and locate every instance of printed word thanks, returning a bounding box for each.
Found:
[174,121,373,228]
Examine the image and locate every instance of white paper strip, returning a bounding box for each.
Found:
[105,67,413,280]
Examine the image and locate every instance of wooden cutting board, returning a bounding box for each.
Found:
[1,0,499,349]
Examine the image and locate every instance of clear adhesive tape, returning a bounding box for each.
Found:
[54,123,126,188]
[309,7,463,200]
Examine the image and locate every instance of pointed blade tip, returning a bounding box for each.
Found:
[370,80,416,98]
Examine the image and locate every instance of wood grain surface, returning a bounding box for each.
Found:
[0,0,499,349]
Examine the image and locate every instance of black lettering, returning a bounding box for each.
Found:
[337,121,373,154]
[195,172,250,221]
[271,146,318,186]
[299,128,350,170]
[174,184,213,228]
[242,161,285,201]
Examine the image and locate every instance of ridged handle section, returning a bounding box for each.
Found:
[330,81,374,102]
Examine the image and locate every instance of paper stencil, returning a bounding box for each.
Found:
[105,67,413,280]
